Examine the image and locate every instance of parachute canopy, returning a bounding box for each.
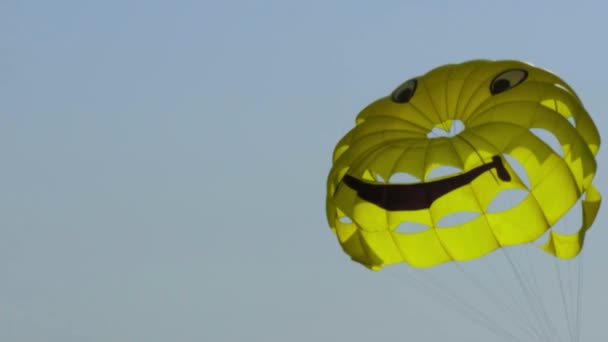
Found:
[326,60,601,270]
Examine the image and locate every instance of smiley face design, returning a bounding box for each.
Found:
[326,60,601,269]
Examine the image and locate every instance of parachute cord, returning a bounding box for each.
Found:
[490,248,547,341]
[575,252,584,342]
[523,247,570,342]
[567,257,575,341]
[519,249,566,342]
[570,258,577,342]
[453,262,544,341]
[486,258,546,341]
[521,246,553,341]
[555,258,575,342]
[387,266,527,342]
[502,248,560,342]
[417,268,528,342]
[502,248,549,342]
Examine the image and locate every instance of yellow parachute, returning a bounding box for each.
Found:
[326,59,601,270]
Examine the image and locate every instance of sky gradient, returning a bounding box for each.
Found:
[2,1,607,341]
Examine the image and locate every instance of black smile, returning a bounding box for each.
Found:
[342,155,511,211]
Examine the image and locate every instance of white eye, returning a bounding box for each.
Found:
[391,78,417,103]
[490,69,528,95]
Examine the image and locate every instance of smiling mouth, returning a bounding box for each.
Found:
[342,155,511,211]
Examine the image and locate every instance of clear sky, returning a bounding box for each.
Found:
[2,1,607,341]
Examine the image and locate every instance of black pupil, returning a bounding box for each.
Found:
[394,88,412,102]
[492,79,511,94]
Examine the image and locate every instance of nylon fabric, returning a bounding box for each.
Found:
[326,59,601,270]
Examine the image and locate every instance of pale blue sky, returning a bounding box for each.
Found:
[2,1,607,341]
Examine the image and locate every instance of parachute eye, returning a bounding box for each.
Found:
[391,79,417,103]
[490,69,528,95]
